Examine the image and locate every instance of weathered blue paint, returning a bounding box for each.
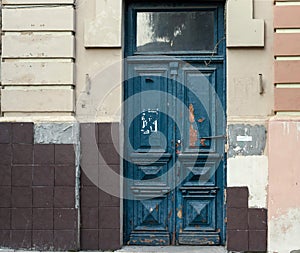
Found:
[124,1,226,246]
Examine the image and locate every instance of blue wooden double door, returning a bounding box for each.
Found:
[124,1,226,246]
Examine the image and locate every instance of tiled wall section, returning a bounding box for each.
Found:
[0,123,77,250]
[80,123,121,251]
[226,187,267,252]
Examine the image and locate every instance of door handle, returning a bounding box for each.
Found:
[171,139,182,148]
[200,135,226,140]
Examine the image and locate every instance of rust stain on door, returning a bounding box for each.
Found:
[189,104,198,146]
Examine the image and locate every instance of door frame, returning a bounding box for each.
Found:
[122,0,227,246]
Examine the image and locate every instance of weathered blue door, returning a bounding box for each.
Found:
[124,1,226,246]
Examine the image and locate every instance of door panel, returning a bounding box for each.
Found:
[124,1,225,246]
[125,62,174,245]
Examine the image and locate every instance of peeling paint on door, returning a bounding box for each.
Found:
[189,104,198,147]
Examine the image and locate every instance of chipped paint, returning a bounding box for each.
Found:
[200,138,206,147]
[189,104,195,123]
[177,209,182,219]
[228,124,266,157]
[227,156,268,208]
[34,122,79,144]
[189,104,198,147]
[269,208,300,253]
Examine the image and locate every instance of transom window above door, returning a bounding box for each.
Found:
[126,4,222,56]
[136,10,215,52]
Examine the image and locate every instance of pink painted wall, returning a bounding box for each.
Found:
[268,119,300,252]
[269,119,300,217]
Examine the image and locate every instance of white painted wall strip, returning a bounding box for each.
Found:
[2,0,74,5]
[276,29,300,33]
[275,56,300,61]
[275,2,300,6]
[276,84,300,88]
[276,112,300,116]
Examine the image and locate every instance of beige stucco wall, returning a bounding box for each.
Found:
[75,0,122,123]
[227,0,274,118]
[226,0,273,211]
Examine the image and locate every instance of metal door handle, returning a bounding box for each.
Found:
[200,135,226,139]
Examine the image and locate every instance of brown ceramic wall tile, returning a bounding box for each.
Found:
[34,144,55,165]
[32,208,53,230]
[12,166,32,186]
[0,123,79,251]
[81,186,98,207]
[0,208,11,229]
[11,230,32,249]
[55,145,75,165]
[99,165,120,188]
[227,208,248,230]
[0,187,11,207]
[12,144,33,164]
[54,187,75,208]
[0,123,11,144]
[81,138,99,165]
[99,189,120,207]
[81,123,99,144]
[226,187,249,208]
[81,207,98,229]
[0,144,12,165]
[32,230,53,250]
[55,165,75,186]
[248,208,267,230]
[12,187,32,207]
[54,208,77,230]
[226,187,267,252]
[11,208,32,230]
[99,206,120,229]
[81,229,99,250]
[12,123,33,144]
[99,144,120,165]
[0,165,11,186]
[98,123,119,144]
[54,230,77,250]
[108,164,121,174]
[99,228,121,250]
[249,230,267,251]
[0,230,11,247]
[81,168,98,186]
[33,166,54,186]
[227,230,248,251]
[33,187,53,208]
